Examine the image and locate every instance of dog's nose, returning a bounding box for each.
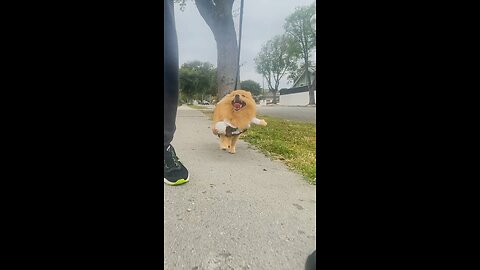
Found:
[235,94,239,98]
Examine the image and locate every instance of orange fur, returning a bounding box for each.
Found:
[213,90,256,130]
[211,90,260,154]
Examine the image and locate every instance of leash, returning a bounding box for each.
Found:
[234,0,244,90]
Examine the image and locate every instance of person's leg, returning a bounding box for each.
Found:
[164,0,179,148]
[164,0,189,185]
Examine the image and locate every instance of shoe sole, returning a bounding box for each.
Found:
[164,176,189,186]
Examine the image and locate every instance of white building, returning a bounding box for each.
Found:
[279,69,316,106]
[279,87,316,106]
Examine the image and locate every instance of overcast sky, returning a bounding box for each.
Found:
[173,0,314,90]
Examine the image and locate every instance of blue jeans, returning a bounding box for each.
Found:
[164,0,179,149]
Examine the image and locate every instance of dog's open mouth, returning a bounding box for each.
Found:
[233,102,245,111]
[232,97,246,111]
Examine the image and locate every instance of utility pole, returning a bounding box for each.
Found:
[262,76,265,95]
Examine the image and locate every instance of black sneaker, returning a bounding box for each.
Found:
[164,144,189,186]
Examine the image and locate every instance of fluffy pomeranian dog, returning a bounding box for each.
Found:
[211,90,267,154]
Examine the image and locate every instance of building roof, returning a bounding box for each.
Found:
[279,86,310,95]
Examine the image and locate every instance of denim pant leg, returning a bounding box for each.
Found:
[164,0,179,149]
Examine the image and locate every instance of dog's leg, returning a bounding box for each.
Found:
[219,135,229,150]
[228,135,239,154]
[211,123,219,135]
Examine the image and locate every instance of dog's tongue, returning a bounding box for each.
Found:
[234,103,242,110]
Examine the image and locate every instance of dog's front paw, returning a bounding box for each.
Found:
[220,143,229,150]
[219,139,229,150]
[211,124,219,135]
[259,119,267,126]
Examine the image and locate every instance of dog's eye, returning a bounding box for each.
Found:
[241,95,245,97]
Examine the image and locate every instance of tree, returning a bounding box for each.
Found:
[179,61,216,103]
[284,4,316,105]
[286,62,307,84]
[176,0,239,100]
[255,35,296,104]
[240,80,261,96]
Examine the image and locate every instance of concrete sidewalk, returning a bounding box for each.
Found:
[164,105,316,270]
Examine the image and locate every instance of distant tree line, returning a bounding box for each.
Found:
[179,60,262,104]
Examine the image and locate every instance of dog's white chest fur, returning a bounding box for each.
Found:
[214,117,266,135]
[214,121,244,135]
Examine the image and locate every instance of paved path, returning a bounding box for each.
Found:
[164,105,316,270]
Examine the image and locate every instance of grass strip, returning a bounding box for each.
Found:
[188,105,316,185]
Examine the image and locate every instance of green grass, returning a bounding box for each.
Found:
[243,115,316,185]
[191,107,316,185]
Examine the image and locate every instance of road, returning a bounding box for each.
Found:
[255,105,316,124]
